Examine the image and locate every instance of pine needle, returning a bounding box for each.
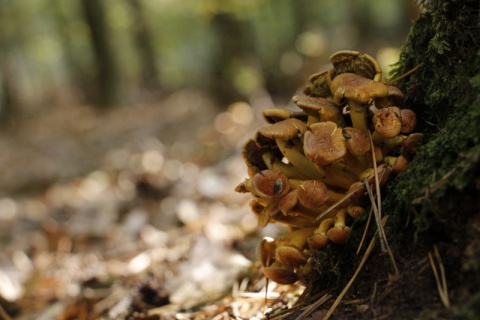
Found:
[366,131,399,275]
[356,206,373,255]
[428,245,450,309]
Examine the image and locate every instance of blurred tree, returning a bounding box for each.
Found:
[210,12,254,107]
[81,0,120,108]
[127,0,160,91]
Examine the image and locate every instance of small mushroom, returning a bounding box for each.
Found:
[329,50,383,82]
[278,189,298,215]
[303,121,347,166]
[293,95,344,125]
[257,118,308,141]
[327,209,351,244]
[304,70,331,98]
[258,237,276,268]
[400,109,417,133]
[347,204,365,218]
[308,217,335,249]
[342,127,371,156]
[372,106,402,139]
[375,85,405,109]
[297,180,330,209]
[330,73,388,133]
[262,108,307,124]
[252,169,290,199]
[276,228,315,267]
[401,133,423,158]
[263,260,298,284]
[384,155,409,174]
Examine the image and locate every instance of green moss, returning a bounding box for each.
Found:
[384,0,480,237]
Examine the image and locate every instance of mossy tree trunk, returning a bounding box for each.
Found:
[312,1,480,319]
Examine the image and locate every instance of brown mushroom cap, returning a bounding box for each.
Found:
[342,127,371,156]
[400,109,417,133]
[330,73,389,105]
[263,261,298,284]
[258,237,276,268]
[257,118,307,141]
[262,108,307,124]
[293,95,343,124]
[304,69,331,97]
[307,217,334,249]
[303,121,347,166]
[372,106,402,139]
[297,180,330,209]
[252,169,290,199]
[278,189,298,215]
[276,246,307,267]
[375,85,405,109]
[327,226,351,244]
[329,50,383,82]
[401,133,424,158]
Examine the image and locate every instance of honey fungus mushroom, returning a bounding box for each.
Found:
[330,73,388,133]
[235,50,422,286]
[303,121,347,166]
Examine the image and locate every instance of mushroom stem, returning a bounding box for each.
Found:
[349,100,370,133]
[327,208,351,244]
[308,217,335,249]
[276,139,356,190]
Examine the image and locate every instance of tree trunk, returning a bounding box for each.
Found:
[307,1,480,318]
[81,0,120,108]
[127,0,161,91]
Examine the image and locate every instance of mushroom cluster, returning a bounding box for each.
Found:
[235,51,422,285]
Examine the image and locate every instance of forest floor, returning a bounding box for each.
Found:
[0,87,477,320]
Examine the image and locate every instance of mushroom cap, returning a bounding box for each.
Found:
[252,169,290,199]
[327,226,351,244]
[303,121,347,166]
[258,237,276,268]
[401,133,424,157]
[342,127,371,156]
[262,108,307,124]
[304,69,331,98]
[278,190,298,215]
[391,155,409,174]
[297,180,330,209]
[347,205,365,218]
[276,245,308,267]
[241,139,269,177]
[292,95,342,123]
[400,109,417,133]
[330,73,389,105]
[372,106,402,139]
[375,85,405,108]
[257,118,308,141]
[263,261,298,284]
[329,50,383,82]
[307,234,330,249]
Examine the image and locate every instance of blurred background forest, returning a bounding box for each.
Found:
[0,0,420,194]
[0,0,422,318]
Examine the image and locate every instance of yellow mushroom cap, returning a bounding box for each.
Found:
[303,121,347,166]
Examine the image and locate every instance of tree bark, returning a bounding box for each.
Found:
[81,0,120,108]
